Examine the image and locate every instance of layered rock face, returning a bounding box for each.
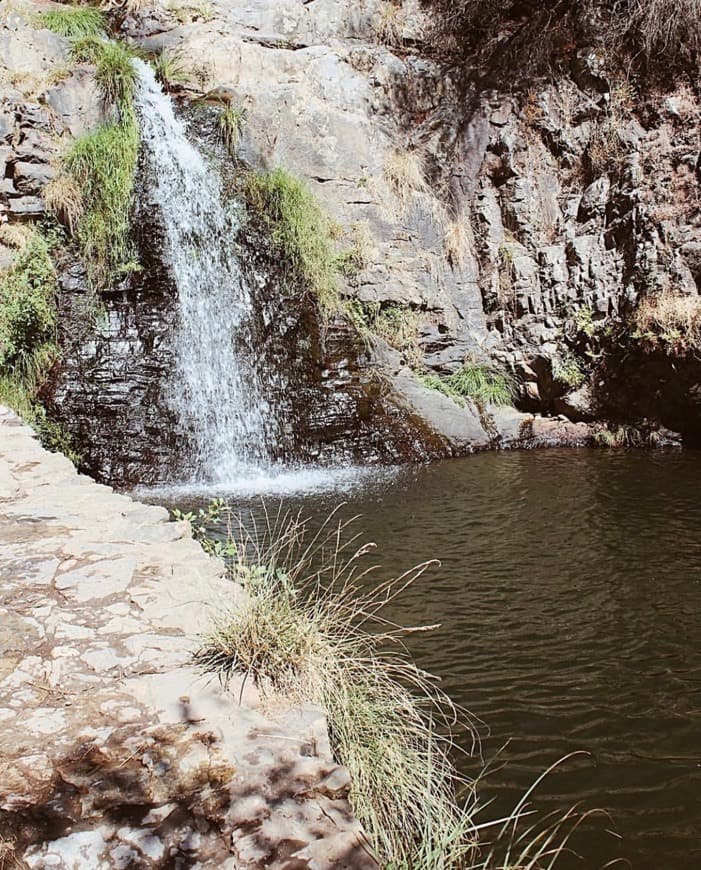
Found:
[124,0,699,436]
[1,0,699,484]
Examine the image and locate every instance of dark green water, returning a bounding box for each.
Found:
[159,448,701,868]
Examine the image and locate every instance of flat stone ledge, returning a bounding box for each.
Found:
[0,406,376,869]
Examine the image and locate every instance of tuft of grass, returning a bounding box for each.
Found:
[39,6,106,39]
[218,104,247,157]
[422,361,516,408]
[193,508,477,869]
[593,425,660,449]
[347,300,423,366]
[632,287,701,356]
[243,168,346,314]
[385,149,429,210]
[71,37,138,112]
[552,353,585,389]
[43,174,84,236]
[150,46,189,93]
[64,117,139,288]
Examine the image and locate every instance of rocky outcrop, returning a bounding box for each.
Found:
[2,0,698,485]
[119,0,699,438]
[0,406,376,869]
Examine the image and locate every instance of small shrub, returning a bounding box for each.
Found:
[243,168,345,314]
[373,1,408,47]
[0,231,57,373]
[39,6,106,39]
[218,104,247,156]
[0,228,79,462]
[632,288,701,356]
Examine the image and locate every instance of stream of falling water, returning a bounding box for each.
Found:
[134,59,270,483]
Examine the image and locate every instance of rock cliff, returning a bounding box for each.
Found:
[1,0,699,482]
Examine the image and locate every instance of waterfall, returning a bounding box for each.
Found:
[134,60,269,482]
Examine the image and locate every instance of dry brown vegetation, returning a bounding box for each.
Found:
[422,0,701,78]
[633,288,701,355]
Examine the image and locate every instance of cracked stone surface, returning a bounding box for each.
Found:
[0,407,377,869]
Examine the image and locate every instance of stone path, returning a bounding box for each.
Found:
[0,407,376,869]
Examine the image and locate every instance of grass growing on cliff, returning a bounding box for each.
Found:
[0,227,80,463]
[39,6,106,39]
[71,36,138,110]
[193,508,477,869]
[65,118,139,287]
[421,361,516,408]
[218,104,247,156]
[632,287,701,355]
[243,168,345,315]
[347,300,423,367]
[47,38,139,289]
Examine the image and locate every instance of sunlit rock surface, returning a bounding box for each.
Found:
[0,407,376,869]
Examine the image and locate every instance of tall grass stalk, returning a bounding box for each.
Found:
[194,506,478,868]
[421,361,516,408]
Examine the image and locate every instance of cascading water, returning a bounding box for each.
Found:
[134,60,271,483]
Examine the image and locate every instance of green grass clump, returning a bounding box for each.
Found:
[193,509,476,869]
[39,6,106,39]
[0,229,80,463]
[348,300,423,366]
[421,361,516,408]
[244,168,345,314]
[65,118,139,288]
[71,36,138,112]
[552,353,585,389]
[46,37,140,289]
[218,104,247,156]
[151,47,189,93]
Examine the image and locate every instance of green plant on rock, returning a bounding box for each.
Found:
[243,168,346,314]
[64,118,139,288]
[46,37,140,289]
[150,46,189,93]
[0,231,57,373]
[421,360,516,408]
[348,300,423,367]
[39,6,106,39]
[0,228,80,464]
[552,353,585,389]
[218,104,247,157]
[71,36,138,111]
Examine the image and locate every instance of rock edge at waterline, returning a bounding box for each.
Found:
[0,406,376,869]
